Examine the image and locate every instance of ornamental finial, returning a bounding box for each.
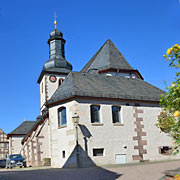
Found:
[54,11,57,29]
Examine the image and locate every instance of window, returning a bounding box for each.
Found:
[93,148,104,156]
[59,78,64,87]
[135,103,140,107]
[58,107,67,127]
[159,146,173,155]
[90,105,100,123]
[41,83,43,93]
[4,143,8,149]
[62,151,65,158]
[112,106,122,123]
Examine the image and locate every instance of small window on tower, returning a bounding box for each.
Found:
[41,83,43,93]
[59,78,64,87]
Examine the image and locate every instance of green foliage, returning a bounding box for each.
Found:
[156,44,180,154]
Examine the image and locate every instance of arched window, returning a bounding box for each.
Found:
[90,105,100,123]
[112,106,122,123]
[58,107,67,127]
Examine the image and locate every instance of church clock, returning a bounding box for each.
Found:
[49,75,57,83]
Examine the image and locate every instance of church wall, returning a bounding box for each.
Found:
[48,98,179,168]
[74,99,179,164]
[74,100,138,165]
[49,100,77,168]
[142,107,180,160]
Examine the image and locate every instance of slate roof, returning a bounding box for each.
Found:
[8,121,36,136]
[47,72,165,105]
[80,39,134,73]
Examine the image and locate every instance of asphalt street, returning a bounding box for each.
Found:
[0,160,180,180]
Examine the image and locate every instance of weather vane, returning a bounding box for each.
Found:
[54,11,57,29]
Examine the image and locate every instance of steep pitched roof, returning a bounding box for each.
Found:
[8,121,36,136]
[81,39,134,73]
[0,128,7,135]
[47,72,164,105]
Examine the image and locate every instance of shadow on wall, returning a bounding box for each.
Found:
[60,144,122,180]
[61,124,121,180]
[63,124,94,168]
[63,144,95,168]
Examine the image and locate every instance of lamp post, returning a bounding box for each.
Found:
[72,113,80,168]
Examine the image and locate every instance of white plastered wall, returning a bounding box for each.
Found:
[10,136,24,154]
[49,98,180,167]
[40,74,66,111]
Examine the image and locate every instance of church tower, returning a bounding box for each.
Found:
[38,20,72,112]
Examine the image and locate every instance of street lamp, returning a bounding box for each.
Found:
[72,113,80,124]
[72,113,80,168]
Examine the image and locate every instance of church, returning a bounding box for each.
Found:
[19,20,179,168]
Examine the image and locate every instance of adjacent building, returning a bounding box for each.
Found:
[20,22,179,168]
[0,129,9,159]
[8,121,36,155]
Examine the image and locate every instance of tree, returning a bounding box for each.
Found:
[156,44,180,155]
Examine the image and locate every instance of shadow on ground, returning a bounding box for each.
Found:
[0,166,122,180]
[159,167,180,180]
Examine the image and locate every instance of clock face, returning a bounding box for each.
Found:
[49,75,57,83]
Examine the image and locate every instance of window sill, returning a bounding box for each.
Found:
[160,153,173,156]
[91,123,103,126]
[113,123,124,126]
[58,125,67,129]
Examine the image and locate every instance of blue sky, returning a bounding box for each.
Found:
[0,0,180,133]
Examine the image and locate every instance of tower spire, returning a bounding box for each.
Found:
[54,11,57,29]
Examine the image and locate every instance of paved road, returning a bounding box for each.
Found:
[0,160,180,180]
